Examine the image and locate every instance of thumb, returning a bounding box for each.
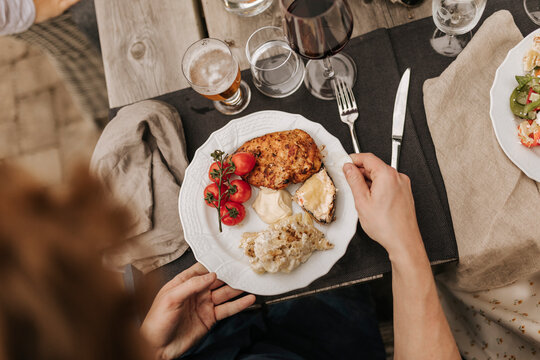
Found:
[343,163,370,204]
[166,272,217,306]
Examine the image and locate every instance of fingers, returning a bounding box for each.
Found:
[212,285,244,305]
[349,153,389,180]
[165,272,217,307]
[215,294,256,321]
[343,162,370,203]
[161,263,209,293]
[209,279,224,290]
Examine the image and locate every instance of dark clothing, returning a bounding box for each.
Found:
[181,284,386,360]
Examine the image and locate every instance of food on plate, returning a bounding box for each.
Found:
[252,187,292,224]
[509,36,540,148]
[203,183,229,208]
[523,36,540,71]
[523,49,540,72]
[518,119,540,148]
[235,129,322,189]
[209,160,232,183]
[239,213,333,274]
[294,168,336,224]
[204,150,251,232]
[231,152,256,176]
[220,201,246,226]
[229,179,252,203]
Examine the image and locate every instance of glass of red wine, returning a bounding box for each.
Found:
[280,0,356,100]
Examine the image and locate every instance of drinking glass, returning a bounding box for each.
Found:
[280,0,357,100]
[392,0,426,6]
[524,0,540,25]
[223,0,274,17]
[246,26,305,98]
[182,38,251,115]
[430,0,487,57]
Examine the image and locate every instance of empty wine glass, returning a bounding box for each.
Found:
[430,0,487,57]
[524,0,540,25]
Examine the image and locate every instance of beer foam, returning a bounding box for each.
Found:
[188,48,237,95]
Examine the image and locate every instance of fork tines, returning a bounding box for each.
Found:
[333,78,357,115]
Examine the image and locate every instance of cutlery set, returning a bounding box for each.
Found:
[334,68,411,171]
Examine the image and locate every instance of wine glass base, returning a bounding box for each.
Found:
[304,53,357,101]
[524,0,540,25]
[213,80,252,115]
[430,29,471,57]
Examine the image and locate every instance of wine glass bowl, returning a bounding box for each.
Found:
[430,0,486,57]
[280,0,357,100]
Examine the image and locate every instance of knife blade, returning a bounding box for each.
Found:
[391,68,410,170]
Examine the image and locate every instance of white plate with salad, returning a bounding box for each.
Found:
[490,29,540,182]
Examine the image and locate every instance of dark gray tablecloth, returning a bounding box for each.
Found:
[70,0,101,52]
[110,0,536,303]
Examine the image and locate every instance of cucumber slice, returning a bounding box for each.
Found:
[516,91,529,105]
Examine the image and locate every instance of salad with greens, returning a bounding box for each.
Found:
[509,43,540,148]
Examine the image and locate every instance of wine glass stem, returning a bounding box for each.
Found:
[322,57,335,79]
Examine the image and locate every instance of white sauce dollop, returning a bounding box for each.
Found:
[252,187,292,224]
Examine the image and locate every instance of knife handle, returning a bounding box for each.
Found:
[391,139,401,170]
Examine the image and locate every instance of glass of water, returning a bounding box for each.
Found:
[246,26,305,98]
[223,0,274,17]
[430,0,487,57]
[524,0,540,25]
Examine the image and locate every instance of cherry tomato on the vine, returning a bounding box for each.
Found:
[208,161,233,183]
[231,152,256,176]
[203,183,229,208]
[220,201,246,226]
[228,179,252,203]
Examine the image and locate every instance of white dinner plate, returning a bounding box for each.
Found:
[490,29,540,182]
[178,110,356,296]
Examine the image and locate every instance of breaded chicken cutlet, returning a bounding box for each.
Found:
[235,129,322,190]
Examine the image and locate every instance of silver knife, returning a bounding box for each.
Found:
[391,68,410,171]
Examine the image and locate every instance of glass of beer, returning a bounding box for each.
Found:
[182,38,251,115]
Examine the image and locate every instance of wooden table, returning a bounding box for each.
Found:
[94,0,431,108]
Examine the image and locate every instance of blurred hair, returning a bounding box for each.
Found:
[0,164,151,360]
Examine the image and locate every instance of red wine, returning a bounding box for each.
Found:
[287,0,334,17]
[284,0,353,60]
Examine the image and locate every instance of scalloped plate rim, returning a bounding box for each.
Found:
[178,110,356,296]
[490,28,540,182]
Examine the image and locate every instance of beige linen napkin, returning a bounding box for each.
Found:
[91,100,189,274]
[424,10,540,291]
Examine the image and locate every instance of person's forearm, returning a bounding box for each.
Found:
[390,236,460,360]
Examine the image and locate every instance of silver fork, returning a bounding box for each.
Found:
[333,78,361,153]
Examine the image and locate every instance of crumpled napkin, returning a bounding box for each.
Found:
[91,100,189,273]
[424,10,540,291]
